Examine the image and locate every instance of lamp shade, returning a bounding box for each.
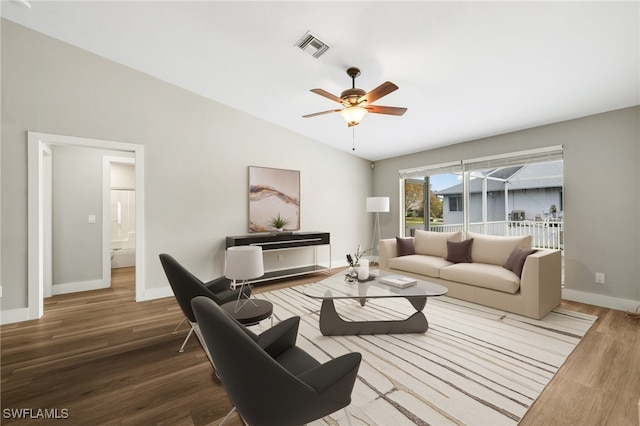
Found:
[225,246,264,280]
[339,106,368,126]
[366,196,390,213]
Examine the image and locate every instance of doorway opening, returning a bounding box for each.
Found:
[28,132,145,320]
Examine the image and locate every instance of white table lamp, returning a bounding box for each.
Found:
[366,196,389,260]
[225,246,264,312]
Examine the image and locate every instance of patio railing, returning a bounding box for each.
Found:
[408,220,564,250]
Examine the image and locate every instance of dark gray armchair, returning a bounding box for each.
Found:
[191,296,362,426]
[159,254,250,359]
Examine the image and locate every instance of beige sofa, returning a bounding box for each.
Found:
[379,230,561,319]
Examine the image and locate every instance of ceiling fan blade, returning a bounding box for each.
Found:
[302,109,341,118]
[358,81,398,104]
[310,88,344,104]
[366,105,407,116]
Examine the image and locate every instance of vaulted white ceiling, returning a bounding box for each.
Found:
[2,1,638,160]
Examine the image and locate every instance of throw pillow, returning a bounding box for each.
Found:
[503,247,538,278]
[396,237,415,256]
[445,239,474,263]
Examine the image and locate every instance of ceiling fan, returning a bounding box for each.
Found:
[303,67,407,127]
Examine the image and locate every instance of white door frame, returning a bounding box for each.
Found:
[28,132,145,320]
[43,144,53,298]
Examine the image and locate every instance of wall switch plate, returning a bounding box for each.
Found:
[88,214,96,224]
[595,272,605,284]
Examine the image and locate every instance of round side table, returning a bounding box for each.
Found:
[221,299,273,326]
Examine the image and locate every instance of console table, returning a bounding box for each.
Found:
[225,232,331,283]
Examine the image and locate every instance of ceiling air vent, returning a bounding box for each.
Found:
[295,31,329,59]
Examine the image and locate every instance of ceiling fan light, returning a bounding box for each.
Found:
[339,106,368,126]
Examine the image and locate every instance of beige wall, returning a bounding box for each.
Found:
[1,19,373,317]
[374,106,640,309]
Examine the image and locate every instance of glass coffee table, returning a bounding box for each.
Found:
[303,270,448,336]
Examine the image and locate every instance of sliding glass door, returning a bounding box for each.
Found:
[400,147,564,250]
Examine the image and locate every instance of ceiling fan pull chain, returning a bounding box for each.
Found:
[352,127,356,151]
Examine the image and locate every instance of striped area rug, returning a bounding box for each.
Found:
[254,284,597,426]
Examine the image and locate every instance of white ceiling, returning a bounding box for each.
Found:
[2,1,639,161]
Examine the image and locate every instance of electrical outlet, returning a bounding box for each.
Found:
[88,214,96,224]
[595,272,606,284]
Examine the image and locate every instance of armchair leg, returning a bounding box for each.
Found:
[219,406,236,426]
[175,320,217,370]
[179,324,195,353]
[193,323,216,369]
[172,317,187,334]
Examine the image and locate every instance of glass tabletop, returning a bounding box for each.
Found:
[303,270,448,300]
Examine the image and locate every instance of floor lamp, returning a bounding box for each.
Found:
[367,196,389,261]
[225,246,264,313]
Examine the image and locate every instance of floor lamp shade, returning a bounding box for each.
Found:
[366,197,390,213]
[225,246,264,280]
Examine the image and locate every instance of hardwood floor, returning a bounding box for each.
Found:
[1,267,638,425]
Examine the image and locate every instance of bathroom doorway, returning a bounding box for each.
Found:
[105,157,136,274]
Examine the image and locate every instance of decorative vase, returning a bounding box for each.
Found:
[348,265,358,278]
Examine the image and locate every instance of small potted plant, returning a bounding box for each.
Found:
[345,245,372,279]
[271,214,288,233]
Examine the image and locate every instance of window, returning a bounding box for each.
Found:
[449,195,462,212]
[404,179,426,235]
[399,146,564,251]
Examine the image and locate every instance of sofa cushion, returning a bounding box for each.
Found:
[414,230,463,258]
[440,262,520,294]
[466,232,532,266]
[445,239,473,263]
[396,237,415,256]
[504,247,538,277]
[388,254,452,278]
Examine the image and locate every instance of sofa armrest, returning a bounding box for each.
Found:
[520,249,562,319]
[379,238,400,269]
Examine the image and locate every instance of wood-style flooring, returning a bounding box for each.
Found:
[1,267,639,425]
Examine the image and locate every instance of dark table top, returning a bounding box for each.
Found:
[221,299,273,325]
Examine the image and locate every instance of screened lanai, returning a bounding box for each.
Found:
[400,147,564,251]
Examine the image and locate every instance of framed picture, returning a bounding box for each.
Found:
[249,166,300,232]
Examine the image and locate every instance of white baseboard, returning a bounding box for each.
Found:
[562,288,640,313]
[1,307,30,325]
[53,279,109,295]
[140,285,173,301]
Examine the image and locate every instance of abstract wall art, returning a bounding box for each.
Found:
[249,166,300,232]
